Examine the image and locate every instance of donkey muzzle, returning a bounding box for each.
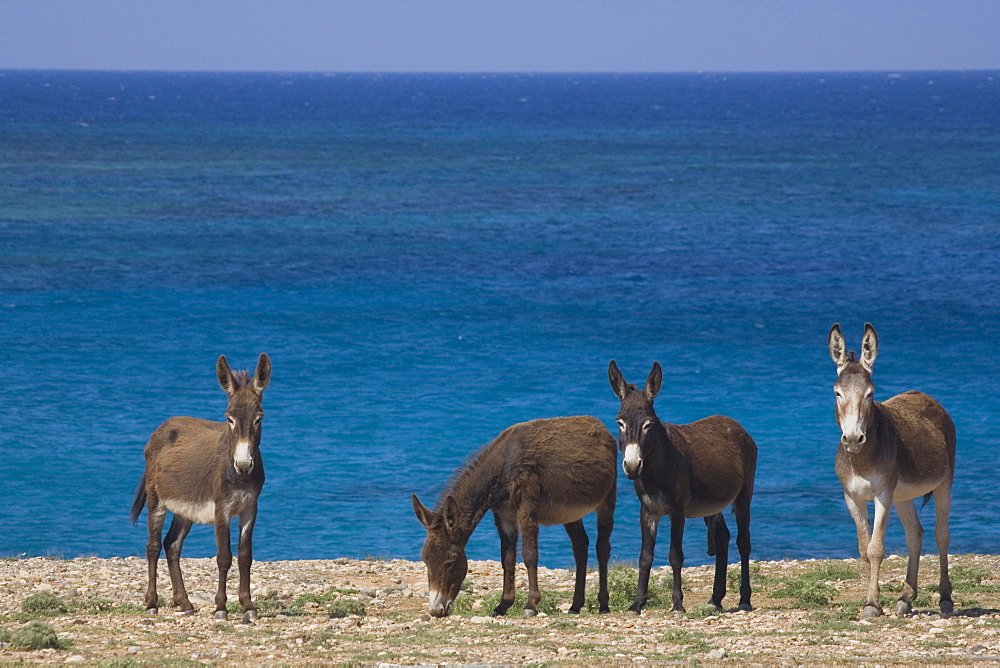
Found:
[427,590,453,618]
[622,443,643,479]
[233,441,255,474]
[841,432,867,454]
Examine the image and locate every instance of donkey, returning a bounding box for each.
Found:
[411,416,617,617]
[608,361,756,614]
[828,323,955,618]
[130,353,271,623]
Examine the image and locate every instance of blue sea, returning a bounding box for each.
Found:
[1,71,998,569]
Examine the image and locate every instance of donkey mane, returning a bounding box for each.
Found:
[439,440,500,516]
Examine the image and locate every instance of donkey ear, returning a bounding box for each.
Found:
[412,494,436,530]
[216,355,238,394]
[860,323,878,371]
[608,360,629,400]
[828,323,848,369]
[442,495,461,535]
[644,362,662,402]
[253,353,271,393]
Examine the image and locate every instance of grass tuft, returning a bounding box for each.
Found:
[10,620,69,650]
[21,591,68,616]
[772,561,859,608]
[585,563,668,612]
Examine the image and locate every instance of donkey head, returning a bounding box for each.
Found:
[216,353,271,475]
[411,494,468,617]
[608,360,662,480]
[828,323,878,453]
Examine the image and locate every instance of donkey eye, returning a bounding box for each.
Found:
[616,420,626,431]
[641,421,652,432]
[254,413,263,424]
[226,416,236,428]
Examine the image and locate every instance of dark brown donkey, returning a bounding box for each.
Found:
[411,416,617,617]
[828,323,955,618]
[130,353,271,623]
[608,361,756,614]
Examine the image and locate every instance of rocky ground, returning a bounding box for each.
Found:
[1,553,1000,665]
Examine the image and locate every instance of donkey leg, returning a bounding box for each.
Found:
[934,481,954,615]
[667,512,687,613]
[629,504,661,614]
[237,507,258,623]
[213,517,233,620]
[707,513,730,610]
[163,516,195,613]
[492,514,519,617]
[144,496,167,613]
[520,518,541,616]
[843,492,878,616]
[862,493,892,618]
[894,499,923,616]
[734,492,754,611]
[563,520,589,614]
[595,497,615,614]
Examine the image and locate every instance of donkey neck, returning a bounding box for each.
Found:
[439,444,505,534]
[643,420,686,477]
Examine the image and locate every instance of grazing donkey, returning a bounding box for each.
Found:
[130,353,271,623]
[608,361,756,614]
[828,323,955,617]
[411,416,617,618]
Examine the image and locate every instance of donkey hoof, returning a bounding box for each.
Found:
[738,603,754,612]
[523,608,537,617]
[181,607,196,616]
[895,600,913,616]
[627,604,643,615]
[214,610,229,621]
[940,599,954,616]
[146,607,158,616]
[598,606,610,615]
[242,610,258,624]
[862,604,884,619]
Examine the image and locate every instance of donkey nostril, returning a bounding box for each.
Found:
[858,434,866,444]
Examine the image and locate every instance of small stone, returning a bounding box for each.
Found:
[707,648,726,659]
[65,656,85,663]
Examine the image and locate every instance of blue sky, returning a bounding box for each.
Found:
[1,1,998,72]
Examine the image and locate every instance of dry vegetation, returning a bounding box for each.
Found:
[2,553,1000,665]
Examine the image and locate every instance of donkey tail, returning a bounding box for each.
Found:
[130,472,147,525]
[920,491,933,510]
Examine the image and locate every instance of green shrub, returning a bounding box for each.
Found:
[10,621,67,650]
[21,592,68,616]
[773,562,858,608]
[86,597,115,613]
[586,563,668,612]
[950,565,997,592]
[775,578,838,607]
[0,627,11,643]
[328,597,366,618]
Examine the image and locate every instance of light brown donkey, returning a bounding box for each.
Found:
[130,353,271,623]
[828,323,955,617]
[412,416,617,617]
